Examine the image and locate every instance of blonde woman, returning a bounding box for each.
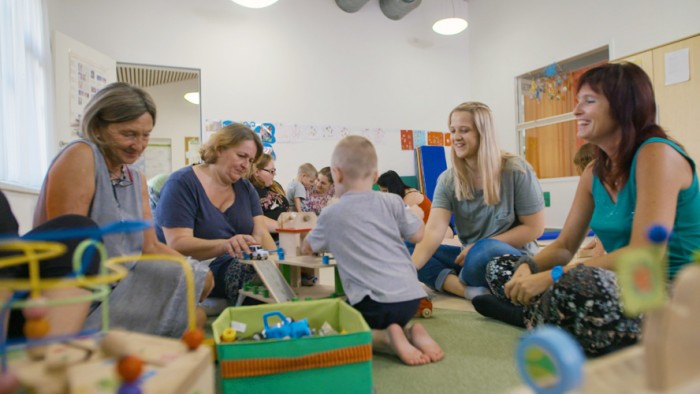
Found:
[156,123,276,304]
[410,102,545,301]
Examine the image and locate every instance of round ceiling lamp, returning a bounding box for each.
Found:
[230,0,279,8]
[432,17,468,36]
[184,92,200,105]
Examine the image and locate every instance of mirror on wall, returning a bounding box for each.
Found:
[116,62,201,180]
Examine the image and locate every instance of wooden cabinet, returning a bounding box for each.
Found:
[615,34,700,161]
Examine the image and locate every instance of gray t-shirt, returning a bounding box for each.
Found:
[433,156,544,256]
[306,191,427,305]
[286,180,307,211]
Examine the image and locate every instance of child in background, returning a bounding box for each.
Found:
[303,135,444,366]
[303,166,336,215]
[287,163,317,212]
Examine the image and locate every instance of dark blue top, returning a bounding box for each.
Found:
[155,166,263,243]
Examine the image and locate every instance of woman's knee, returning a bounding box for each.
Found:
[201,271,215,301]
[462,240,522,285]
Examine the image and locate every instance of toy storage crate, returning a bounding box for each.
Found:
[212,298,373,394]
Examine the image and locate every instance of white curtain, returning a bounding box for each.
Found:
[0,0,52,189]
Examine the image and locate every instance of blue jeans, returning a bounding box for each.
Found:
[408,239,522,290]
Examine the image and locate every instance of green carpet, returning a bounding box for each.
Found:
[372,309,525,394]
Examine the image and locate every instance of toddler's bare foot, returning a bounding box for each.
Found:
[385,324,430,366]
[407,323,444,362]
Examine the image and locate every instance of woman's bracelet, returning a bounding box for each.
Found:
[517,255,538,274]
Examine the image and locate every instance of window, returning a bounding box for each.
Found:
[0,0,52,190]
[516,47,608,179]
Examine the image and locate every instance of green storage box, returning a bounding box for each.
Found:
[212,299,373,393]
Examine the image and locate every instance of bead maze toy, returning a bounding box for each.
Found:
[0,220,213,394]
[514,225,700,393]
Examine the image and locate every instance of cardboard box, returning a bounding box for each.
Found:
[212,298,372,394]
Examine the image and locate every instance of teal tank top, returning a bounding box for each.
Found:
[590,138,700,280]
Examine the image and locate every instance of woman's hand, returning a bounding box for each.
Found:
[504,268,551,305]
[454,244,473,266]
[224,234,258,258]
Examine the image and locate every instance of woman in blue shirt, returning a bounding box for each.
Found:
[477,62,700,356]
[156,123,276,304]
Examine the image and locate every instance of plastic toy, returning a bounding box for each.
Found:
[243,245,270,260]
[415,297,433,318]
[220,327,237,343]
[262,311,311,340]
[516,325,585,394]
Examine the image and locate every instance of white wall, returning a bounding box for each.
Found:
[47,0,469,186]
[467,0,700,227]
[144,79,201,175]
[7,0,698,231]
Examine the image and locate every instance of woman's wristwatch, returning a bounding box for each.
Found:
[551,265,564,283]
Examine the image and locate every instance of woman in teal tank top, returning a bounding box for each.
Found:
[475,62,700,356]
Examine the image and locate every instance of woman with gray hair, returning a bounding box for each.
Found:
[34,82,213,337]
[156,123,276,305]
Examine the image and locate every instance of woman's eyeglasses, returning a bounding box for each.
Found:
[261,168,276,175]
[111,165,134,188]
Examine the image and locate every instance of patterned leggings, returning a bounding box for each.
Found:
[485,255,642,356]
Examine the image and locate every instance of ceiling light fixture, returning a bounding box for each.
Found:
[230,0,279,8]
[432,1,468,36]
[184,92,200,105]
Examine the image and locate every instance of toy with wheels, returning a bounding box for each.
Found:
[516,325,585,394]
[415,297,433,319]
[262,311,311,340]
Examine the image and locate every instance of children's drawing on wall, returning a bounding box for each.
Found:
[185,136,200,165]
[413,130,427,149]
[428,131,443,146]
[401,130,414,150]
[204,119,439,153]
[69,53,109,128]
[256,123,276,144]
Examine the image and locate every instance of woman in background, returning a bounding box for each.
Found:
[249,153,289,239]
[303,166,336,215]
[377,170,431,223]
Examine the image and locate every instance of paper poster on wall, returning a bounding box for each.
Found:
[400,130,414,150]
[413,130,427,149]
[428,131,444,146]
[69,52,109,127]
[664,48,690,86]
[134,138,171,180]
[444,132,452,147]
[185,136,201,165]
